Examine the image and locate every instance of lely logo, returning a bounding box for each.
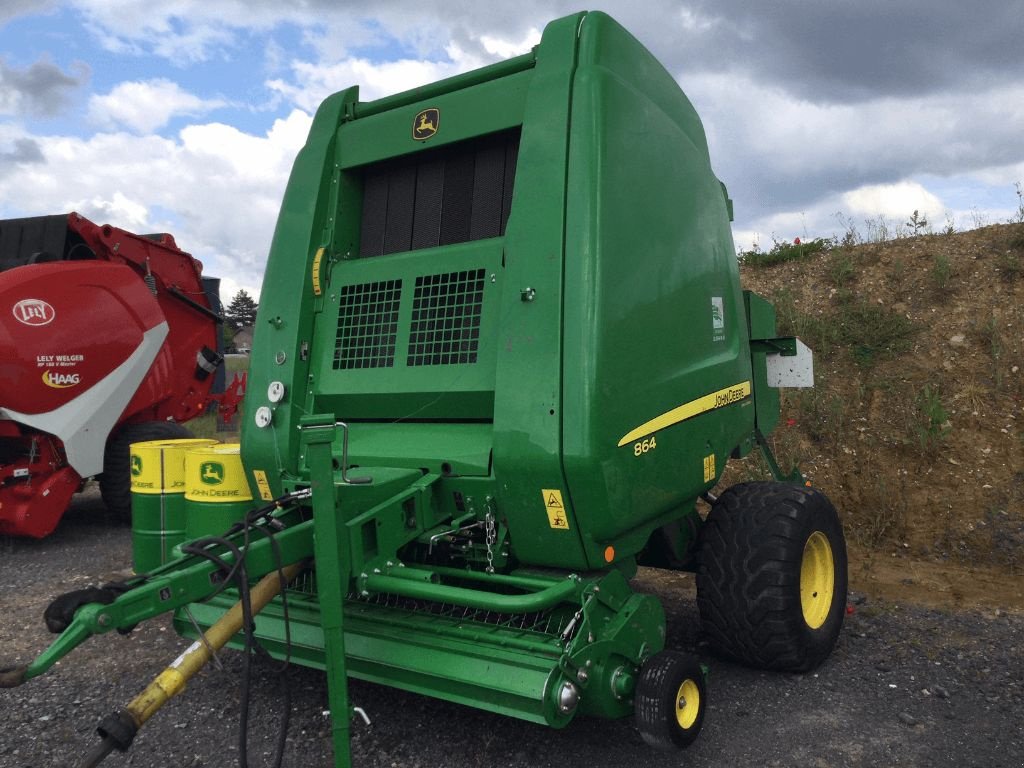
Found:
[13,299,55,326]
[42,370,81,389]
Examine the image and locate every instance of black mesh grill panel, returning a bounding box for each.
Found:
[333,280,403,370]
[359,130,520,257]
[407,269,486,367]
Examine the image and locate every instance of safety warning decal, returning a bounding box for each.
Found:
[542,488,570,530]
[253,469,274,501]
[703,453,716,483]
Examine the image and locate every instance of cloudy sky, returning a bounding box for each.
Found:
[2,1,1023,300]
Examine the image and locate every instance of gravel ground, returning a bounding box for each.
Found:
[2,488,1022,768]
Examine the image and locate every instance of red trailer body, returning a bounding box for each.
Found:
[0,212,239,537]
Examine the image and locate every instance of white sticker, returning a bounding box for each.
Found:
[169,640,203,669]
[711,296,725,341]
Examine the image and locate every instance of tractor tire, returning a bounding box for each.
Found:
[100,421,193,521]
[634,650,706,750]
[696,481,847,673]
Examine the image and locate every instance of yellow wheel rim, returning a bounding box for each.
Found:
[674,678,700,730]
[800,531,835,629]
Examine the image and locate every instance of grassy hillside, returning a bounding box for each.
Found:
[735,223,1023,580]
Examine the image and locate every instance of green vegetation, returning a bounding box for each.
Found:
[906,209,929,234]
[827,250,856,287]
[998,251,1022,282]
[738,237,831,267]
[854,477,909,548]
[834,301,917,366]
[794,383,846,445]
[225,289,259,331]
[976,314,1004,390]
[913,385,951,456]
[931,253,951,292]
[774,287,915,367]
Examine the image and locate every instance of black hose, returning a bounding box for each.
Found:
[178,490,305,768]
[180,535,255,767]
[252,521,294,768]
[77,736,116,768]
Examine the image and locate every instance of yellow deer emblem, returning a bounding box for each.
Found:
[200,461,224,485]
[413,108,440,140]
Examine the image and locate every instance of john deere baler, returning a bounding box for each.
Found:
[3,12,846,767]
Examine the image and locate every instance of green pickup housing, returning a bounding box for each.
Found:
[181,9,793,762]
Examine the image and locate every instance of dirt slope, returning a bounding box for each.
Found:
[735,223,1024,611]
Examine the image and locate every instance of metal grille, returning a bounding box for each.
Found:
[350,591,578,643]
[407,269,485,367]
[333,279,402,369]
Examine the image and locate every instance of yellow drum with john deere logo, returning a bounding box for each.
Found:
[183,443,252,540]
[130,438,218,572]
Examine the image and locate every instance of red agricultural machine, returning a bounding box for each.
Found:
[0,212,244,538]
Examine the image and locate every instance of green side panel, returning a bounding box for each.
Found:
[490,13,590,569]
[241,89,358,497]
[560,13,754,567]
[744,290,781,436]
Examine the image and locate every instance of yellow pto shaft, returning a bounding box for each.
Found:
[81,561,306,767]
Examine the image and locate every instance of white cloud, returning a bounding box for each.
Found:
[479,28,541,59]
[265,41,493,113]
[0,110,313,299]
[72,0,277,61]
[69,190,150,229]
[88,79,225,133]
[842,182,945,221]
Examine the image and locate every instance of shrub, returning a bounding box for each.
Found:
[739,237,832,267]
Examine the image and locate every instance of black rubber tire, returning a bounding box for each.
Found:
[100,421,193,521]
[635,651,706,750]
[696,481,847,672]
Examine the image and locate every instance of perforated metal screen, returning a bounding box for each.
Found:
[407,269,486,367]
[333,279,403,369]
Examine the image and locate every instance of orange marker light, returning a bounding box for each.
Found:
[604,546,615,563]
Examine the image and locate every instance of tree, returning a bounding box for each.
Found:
[225,289,258,331]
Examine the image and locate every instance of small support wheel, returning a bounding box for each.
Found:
[634,651,706,750]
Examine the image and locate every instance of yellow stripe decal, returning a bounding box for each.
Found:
[311,246,325,296]
[617,381,752,447]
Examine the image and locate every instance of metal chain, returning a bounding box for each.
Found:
[484,510,496,573]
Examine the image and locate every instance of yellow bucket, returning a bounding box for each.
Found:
[129,438,218,572]
[184,443,253,539]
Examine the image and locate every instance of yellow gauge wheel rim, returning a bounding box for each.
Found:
[800,531,835,629]
[674,678,701,730]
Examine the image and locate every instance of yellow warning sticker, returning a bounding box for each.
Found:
[542,488,570,530]
[703,453,716,483]
[253,469,274,501]
[311,247,325,296]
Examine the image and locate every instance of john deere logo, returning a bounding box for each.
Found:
[200,461,224,485]
[413,108,439,140]
[130,454,143,477]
